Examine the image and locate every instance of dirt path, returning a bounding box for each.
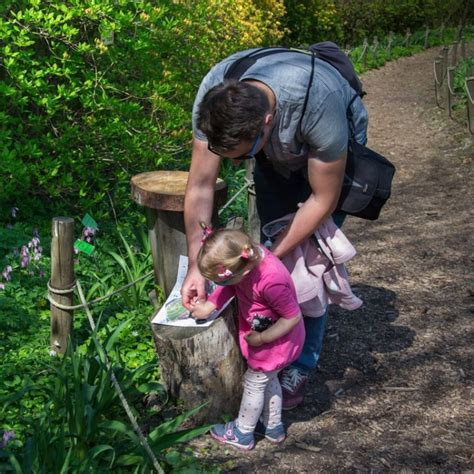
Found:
[195,47,474,472]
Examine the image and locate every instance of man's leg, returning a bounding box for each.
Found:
[280,311,328,410]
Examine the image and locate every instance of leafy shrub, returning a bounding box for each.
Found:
[0,325,211,472]
[282,0,472,47]
[0,0,285,221]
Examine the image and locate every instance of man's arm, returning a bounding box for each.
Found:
[181,137,221,309]
[271,151,346,259]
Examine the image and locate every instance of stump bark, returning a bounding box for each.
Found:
[151,304,245,423]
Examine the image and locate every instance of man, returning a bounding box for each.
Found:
[181,48,368,409]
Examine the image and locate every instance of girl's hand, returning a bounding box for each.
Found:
[190,299,216,320]
[244,331,264,347]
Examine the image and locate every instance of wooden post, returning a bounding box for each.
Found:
[50,217,75,354]
[387,32,394,58]
[372,36,378,63]
[151,310,246,423]
[424,26,430,49]
[450,41,458,67]
[131,170,246,423]
[245,160,260,243]
[131,170,227,295]
[404,28,411,47]
[466,77,474,135]
[361,38,368,69]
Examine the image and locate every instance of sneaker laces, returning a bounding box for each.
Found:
[280,367,306,391]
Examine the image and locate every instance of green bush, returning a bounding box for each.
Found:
[0,0,285,221]
[282,0,472,47]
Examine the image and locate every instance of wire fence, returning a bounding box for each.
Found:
[433,35,474,134]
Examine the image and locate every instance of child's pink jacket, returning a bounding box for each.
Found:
[262,214,363,318]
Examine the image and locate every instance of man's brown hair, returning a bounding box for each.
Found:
[197,80,268,153]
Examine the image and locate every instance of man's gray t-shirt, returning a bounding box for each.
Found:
[192,48,368,173]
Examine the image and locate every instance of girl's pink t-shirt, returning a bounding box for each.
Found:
[208,247,304,372]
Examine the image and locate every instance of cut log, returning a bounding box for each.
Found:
[131,170,245,423]
[130,170,227,295]
[151,304,245,423]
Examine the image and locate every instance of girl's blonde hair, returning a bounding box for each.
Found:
[197,228,259,282]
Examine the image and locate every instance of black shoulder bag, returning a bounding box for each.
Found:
[336,94,396,220]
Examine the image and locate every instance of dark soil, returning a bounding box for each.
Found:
[190,46,474,472]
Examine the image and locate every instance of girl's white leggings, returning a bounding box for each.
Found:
[236,368,282,433]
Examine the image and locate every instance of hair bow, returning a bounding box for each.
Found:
[240,247,254,259]
[217,265,233,279]
[199,222,213,245]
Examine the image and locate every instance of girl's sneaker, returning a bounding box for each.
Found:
[210,421,255,450]
[255,421,286,443]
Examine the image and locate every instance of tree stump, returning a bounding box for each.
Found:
[151,305,246,423]
[131,170,245,422]
[131,170,227,295]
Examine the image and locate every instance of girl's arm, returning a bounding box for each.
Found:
[190,299,216,319]
[191,284,235,320]
[245,312,302,347]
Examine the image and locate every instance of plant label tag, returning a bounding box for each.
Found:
[81,214,98,230]
[74,239,95,255]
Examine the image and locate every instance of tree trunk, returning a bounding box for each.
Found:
[151,304,245,423]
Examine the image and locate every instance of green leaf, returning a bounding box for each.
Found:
[104,317,133,353]
[99,420,140,445]
[86,444,115,467]
[148,402,209,440]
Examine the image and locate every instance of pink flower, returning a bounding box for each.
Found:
[2,266,12,281]
[0,430,16,448]
[0,283,5,290]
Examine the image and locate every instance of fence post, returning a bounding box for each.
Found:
[404,28,411,47]
[461,36,466,59]
[447,66,456,119]
[450,41,459,67]
[372,36,378,63]
[440,22,445,42]
[441,46,449,76]
[50,217,75,354]
[360,37,368,68]
[245,160,260,243]
[387,31,394,57]
[424,26,430,49]
[466,77,474,135]
[433,58,444,108]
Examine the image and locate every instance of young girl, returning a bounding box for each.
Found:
[190,225,304,450]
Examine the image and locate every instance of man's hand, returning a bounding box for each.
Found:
[244,331,264,347]
[190,299,216,320]
[181,265,207,311]
[271,153,346,259]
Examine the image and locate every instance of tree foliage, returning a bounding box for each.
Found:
[0,0,285,219]
[0,0,470,219]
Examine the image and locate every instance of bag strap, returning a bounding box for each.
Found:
[299,51,315,136]
[224,47,292,80]
[346,94,359,140]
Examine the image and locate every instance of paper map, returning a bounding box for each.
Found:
[151,255,233,327]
